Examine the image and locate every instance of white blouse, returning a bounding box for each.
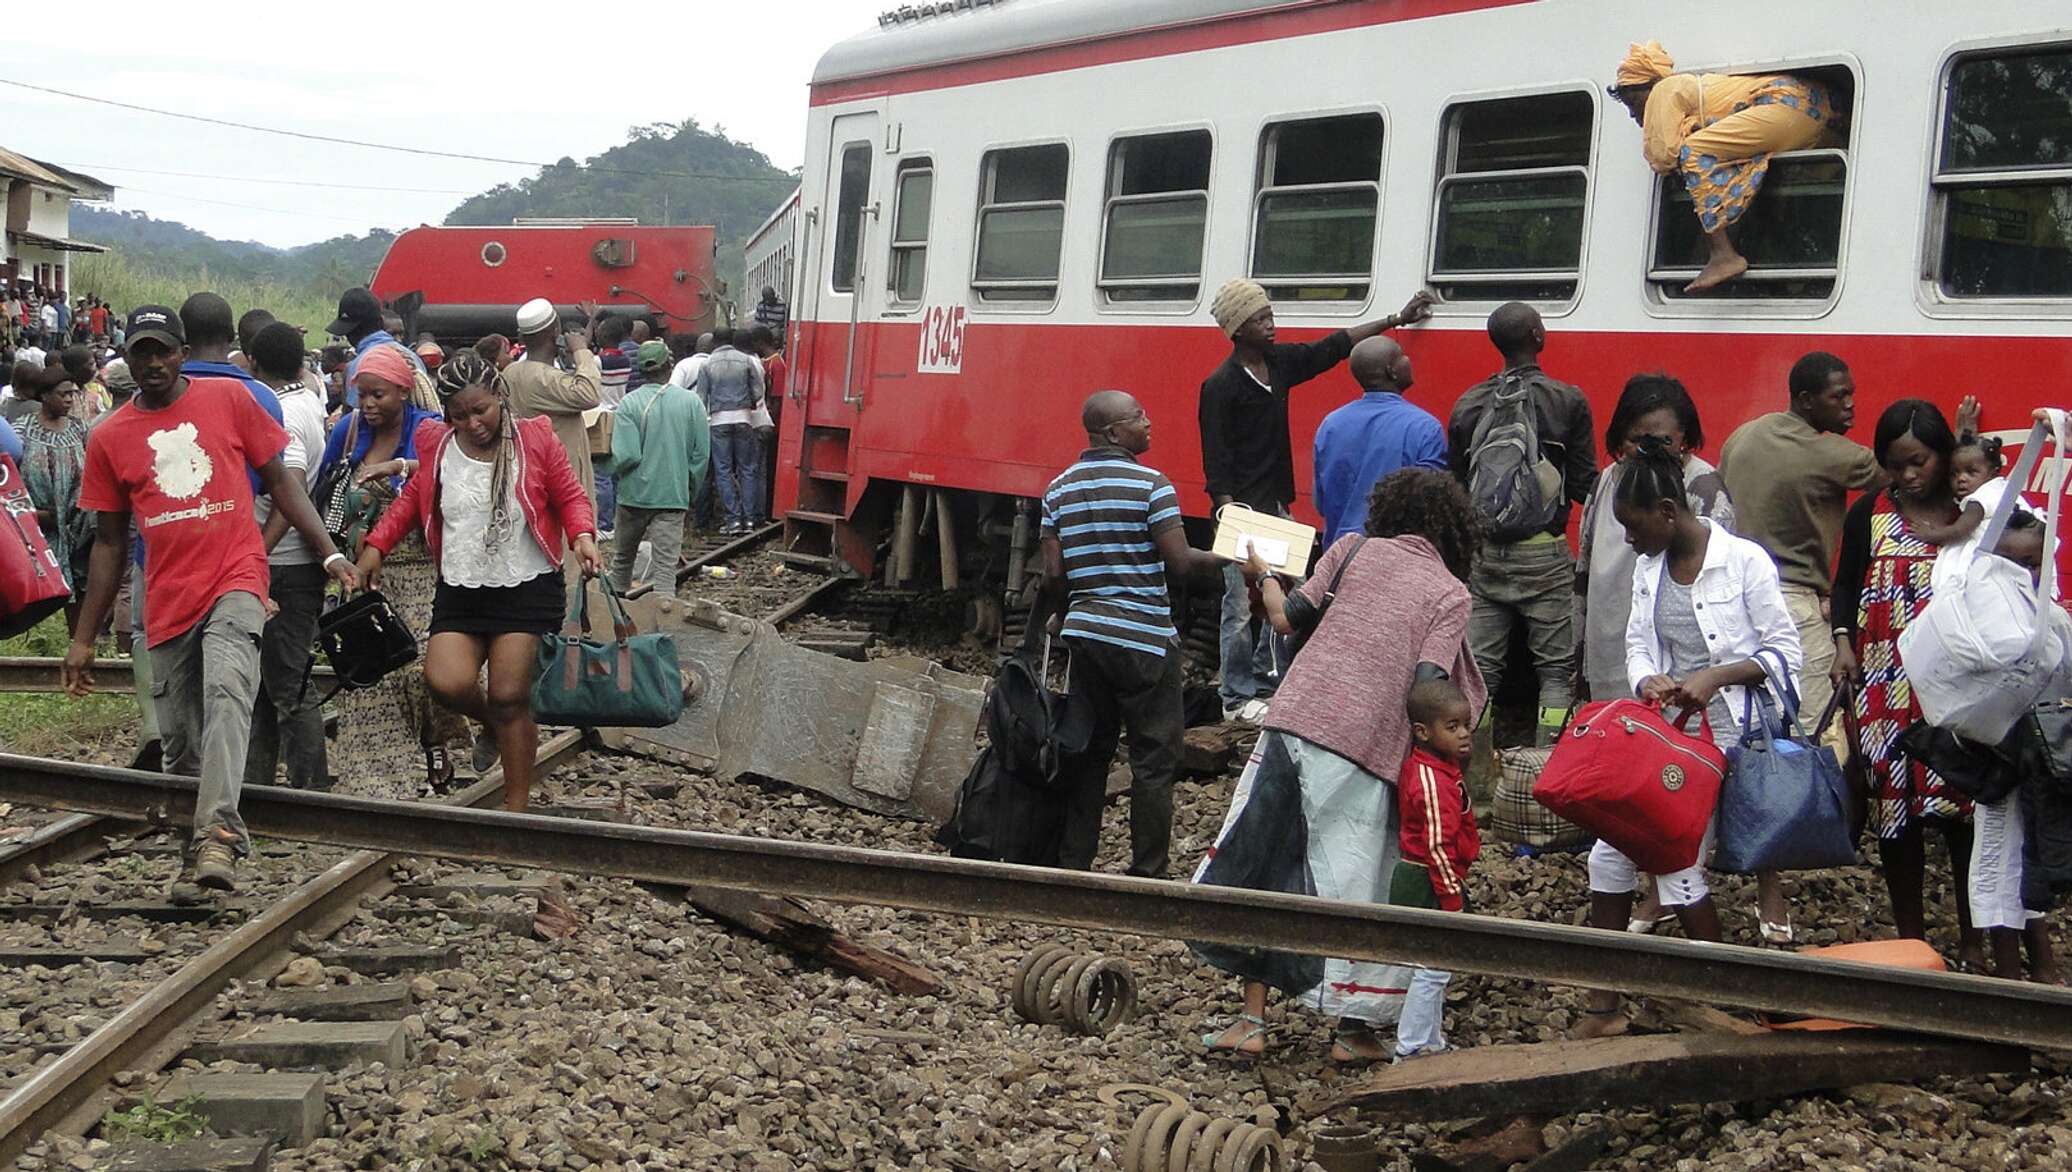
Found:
[438,443,555,588]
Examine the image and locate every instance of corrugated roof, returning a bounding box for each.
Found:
[26,158,112,201]
[0,145,74,191]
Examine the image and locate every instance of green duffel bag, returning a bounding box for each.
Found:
[531,580,685,729]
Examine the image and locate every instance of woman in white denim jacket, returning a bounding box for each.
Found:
[1577,440,1803,1038]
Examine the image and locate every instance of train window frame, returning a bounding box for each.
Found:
[1638,54,1861,319]
[829,140,873,296]
[1094,126,1215,311]
[970,140,1072,309]
[1920,37,2072,318]
[1426,86,1598,308]
[886,158,934,312]
[1246,108,1388,310]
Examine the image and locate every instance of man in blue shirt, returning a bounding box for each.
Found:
[1312,336,1447,549]
[328,287,425,409]
[178,293,283,425]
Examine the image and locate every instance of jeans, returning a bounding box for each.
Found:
[152,592,265,855]
[711,423,765,529]
[1218,563,1278,708]
[1467,537,1576,740]
[593,458,617,533]
[1396,966,1453,1057]
[610,506,686,591]
[245,562,328,790]
[1056,637,1185,877]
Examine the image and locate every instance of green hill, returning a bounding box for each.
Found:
[67,120,797,333]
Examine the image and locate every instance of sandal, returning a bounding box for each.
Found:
[1758,917,1795,946]
[1200,1014,1268,1064]
[1627,912,1675,935]
[1329,1022,1390,1067]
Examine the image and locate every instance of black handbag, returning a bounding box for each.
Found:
[1896,719,2022,804]
[1285,537,1365,662]
[300,590,419,704]
[2016,692,2072,792]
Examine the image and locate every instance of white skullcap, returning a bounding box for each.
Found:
[515,298,559,336]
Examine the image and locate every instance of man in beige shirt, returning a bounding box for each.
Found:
[504,297,603,514]
[504,298,602,594]
[1718,350,1884,741]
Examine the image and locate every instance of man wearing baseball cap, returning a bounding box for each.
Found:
[63,305,360,904]
[607,340,708,590]
[1197,279,1435,724]
[329,287,426,409]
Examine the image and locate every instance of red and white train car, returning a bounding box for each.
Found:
[775,0,2072,583]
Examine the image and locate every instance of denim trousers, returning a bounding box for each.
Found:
[153,591,265,855]
[1467,537,1576,733]
[711,424,766,529]
[1218,563,1279,707]
[593,457,617,533]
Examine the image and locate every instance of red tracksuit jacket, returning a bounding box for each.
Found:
[1396,747,1480,912]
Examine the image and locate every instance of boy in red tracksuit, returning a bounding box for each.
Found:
[1390,677,1480,1059]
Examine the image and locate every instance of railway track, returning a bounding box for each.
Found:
[0,732,586,1164]
[5,753,2070,1057]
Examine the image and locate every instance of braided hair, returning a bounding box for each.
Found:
[434,350,520,551]
[1614,434,1690,512]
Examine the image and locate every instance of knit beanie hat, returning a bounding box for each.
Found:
[1210,279,1271,338]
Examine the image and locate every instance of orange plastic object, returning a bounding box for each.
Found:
[1764,938,1947,1032]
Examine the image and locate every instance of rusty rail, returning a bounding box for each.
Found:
[3,752,2070,1052]
[0,732,586,1161]
[0,657,331,695]
[674,522,782,586]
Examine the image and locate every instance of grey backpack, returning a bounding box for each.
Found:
[1465,370,1564,542]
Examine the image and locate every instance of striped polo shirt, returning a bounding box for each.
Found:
[1041,446,1184,657]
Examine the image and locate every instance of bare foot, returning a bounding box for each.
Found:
[1684,254,1749,293]
[1574,1010,1631,1039]
[2030,966,2066,987]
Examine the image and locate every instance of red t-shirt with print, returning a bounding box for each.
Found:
[78,377,287,646]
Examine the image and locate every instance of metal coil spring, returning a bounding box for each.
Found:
[1010,944,1138,1036]
[1123,1104,1284,1172]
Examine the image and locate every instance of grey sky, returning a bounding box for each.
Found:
[2,1,882,248]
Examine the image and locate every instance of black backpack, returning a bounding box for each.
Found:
[1465,369,1565,542]
[935,631,1093,864]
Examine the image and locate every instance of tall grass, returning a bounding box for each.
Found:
[0,615,137,757]
[68,252,340,338]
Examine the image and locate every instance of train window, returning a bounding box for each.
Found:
[888,161,933,305]
[1933,45,2072,299]
[973,143,1070,303]
[1250,113,1384,302]
[1430,92,1592,302]
[1647,64,1855,300]
[830,143,871,294]
[1099,130,1213,303]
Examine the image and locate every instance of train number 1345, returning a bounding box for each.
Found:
[916,305,966,375]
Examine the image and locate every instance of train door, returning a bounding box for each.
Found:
[782,108,881,575]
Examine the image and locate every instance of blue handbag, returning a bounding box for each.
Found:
[1713,651,1858,874]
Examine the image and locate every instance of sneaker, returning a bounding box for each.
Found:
[1223,699,1270,725]
[471,728,502,775]
[129,738,163,773]
[1392,1042,1451,1064]
[193,838,238,892]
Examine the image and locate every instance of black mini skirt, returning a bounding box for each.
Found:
[429,571,564,637]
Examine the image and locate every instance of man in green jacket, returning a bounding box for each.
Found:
[608,341,710,591]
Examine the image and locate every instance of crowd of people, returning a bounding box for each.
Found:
[0,280,779,905]
[1034,274,2059,1068]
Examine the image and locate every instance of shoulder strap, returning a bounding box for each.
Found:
[1320,536,1367,601]
[1976,412,2065,624]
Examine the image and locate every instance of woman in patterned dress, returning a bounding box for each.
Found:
[17,370,93,634]
[316,348,465,798]
[1831,399,2043,969]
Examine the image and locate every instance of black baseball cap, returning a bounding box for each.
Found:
[125,305,184,350]
[327,287,382,336]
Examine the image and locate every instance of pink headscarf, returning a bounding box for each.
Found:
[353,345,415,392]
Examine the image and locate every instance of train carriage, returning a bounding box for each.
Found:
[774,0,2072,592]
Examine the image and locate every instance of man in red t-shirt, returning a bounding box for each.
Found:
[63,305,358,903]
[89,300,109,341]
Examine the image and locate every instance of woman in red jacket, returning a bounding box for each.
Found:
[358,352,601,811]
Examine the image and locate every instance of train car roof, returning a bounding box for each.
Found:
[812,0,1321,86]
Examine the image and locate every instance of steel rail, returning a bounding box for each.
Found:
[0,733,586,1162]
[0,657,332,695]
[0,814,141,887]
[763,575,850,627]
[2,752,2069,1051]
[674,522,782,586]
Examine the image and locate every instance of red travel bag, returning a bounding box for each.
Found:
[1532,699,1726,873]
[0,455,70,638]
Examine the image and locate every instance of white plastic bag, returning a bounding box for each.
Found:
[1899,409,2070,743]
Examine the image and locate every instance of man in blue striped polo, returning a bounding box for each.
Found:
[1038,390,1224,877]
